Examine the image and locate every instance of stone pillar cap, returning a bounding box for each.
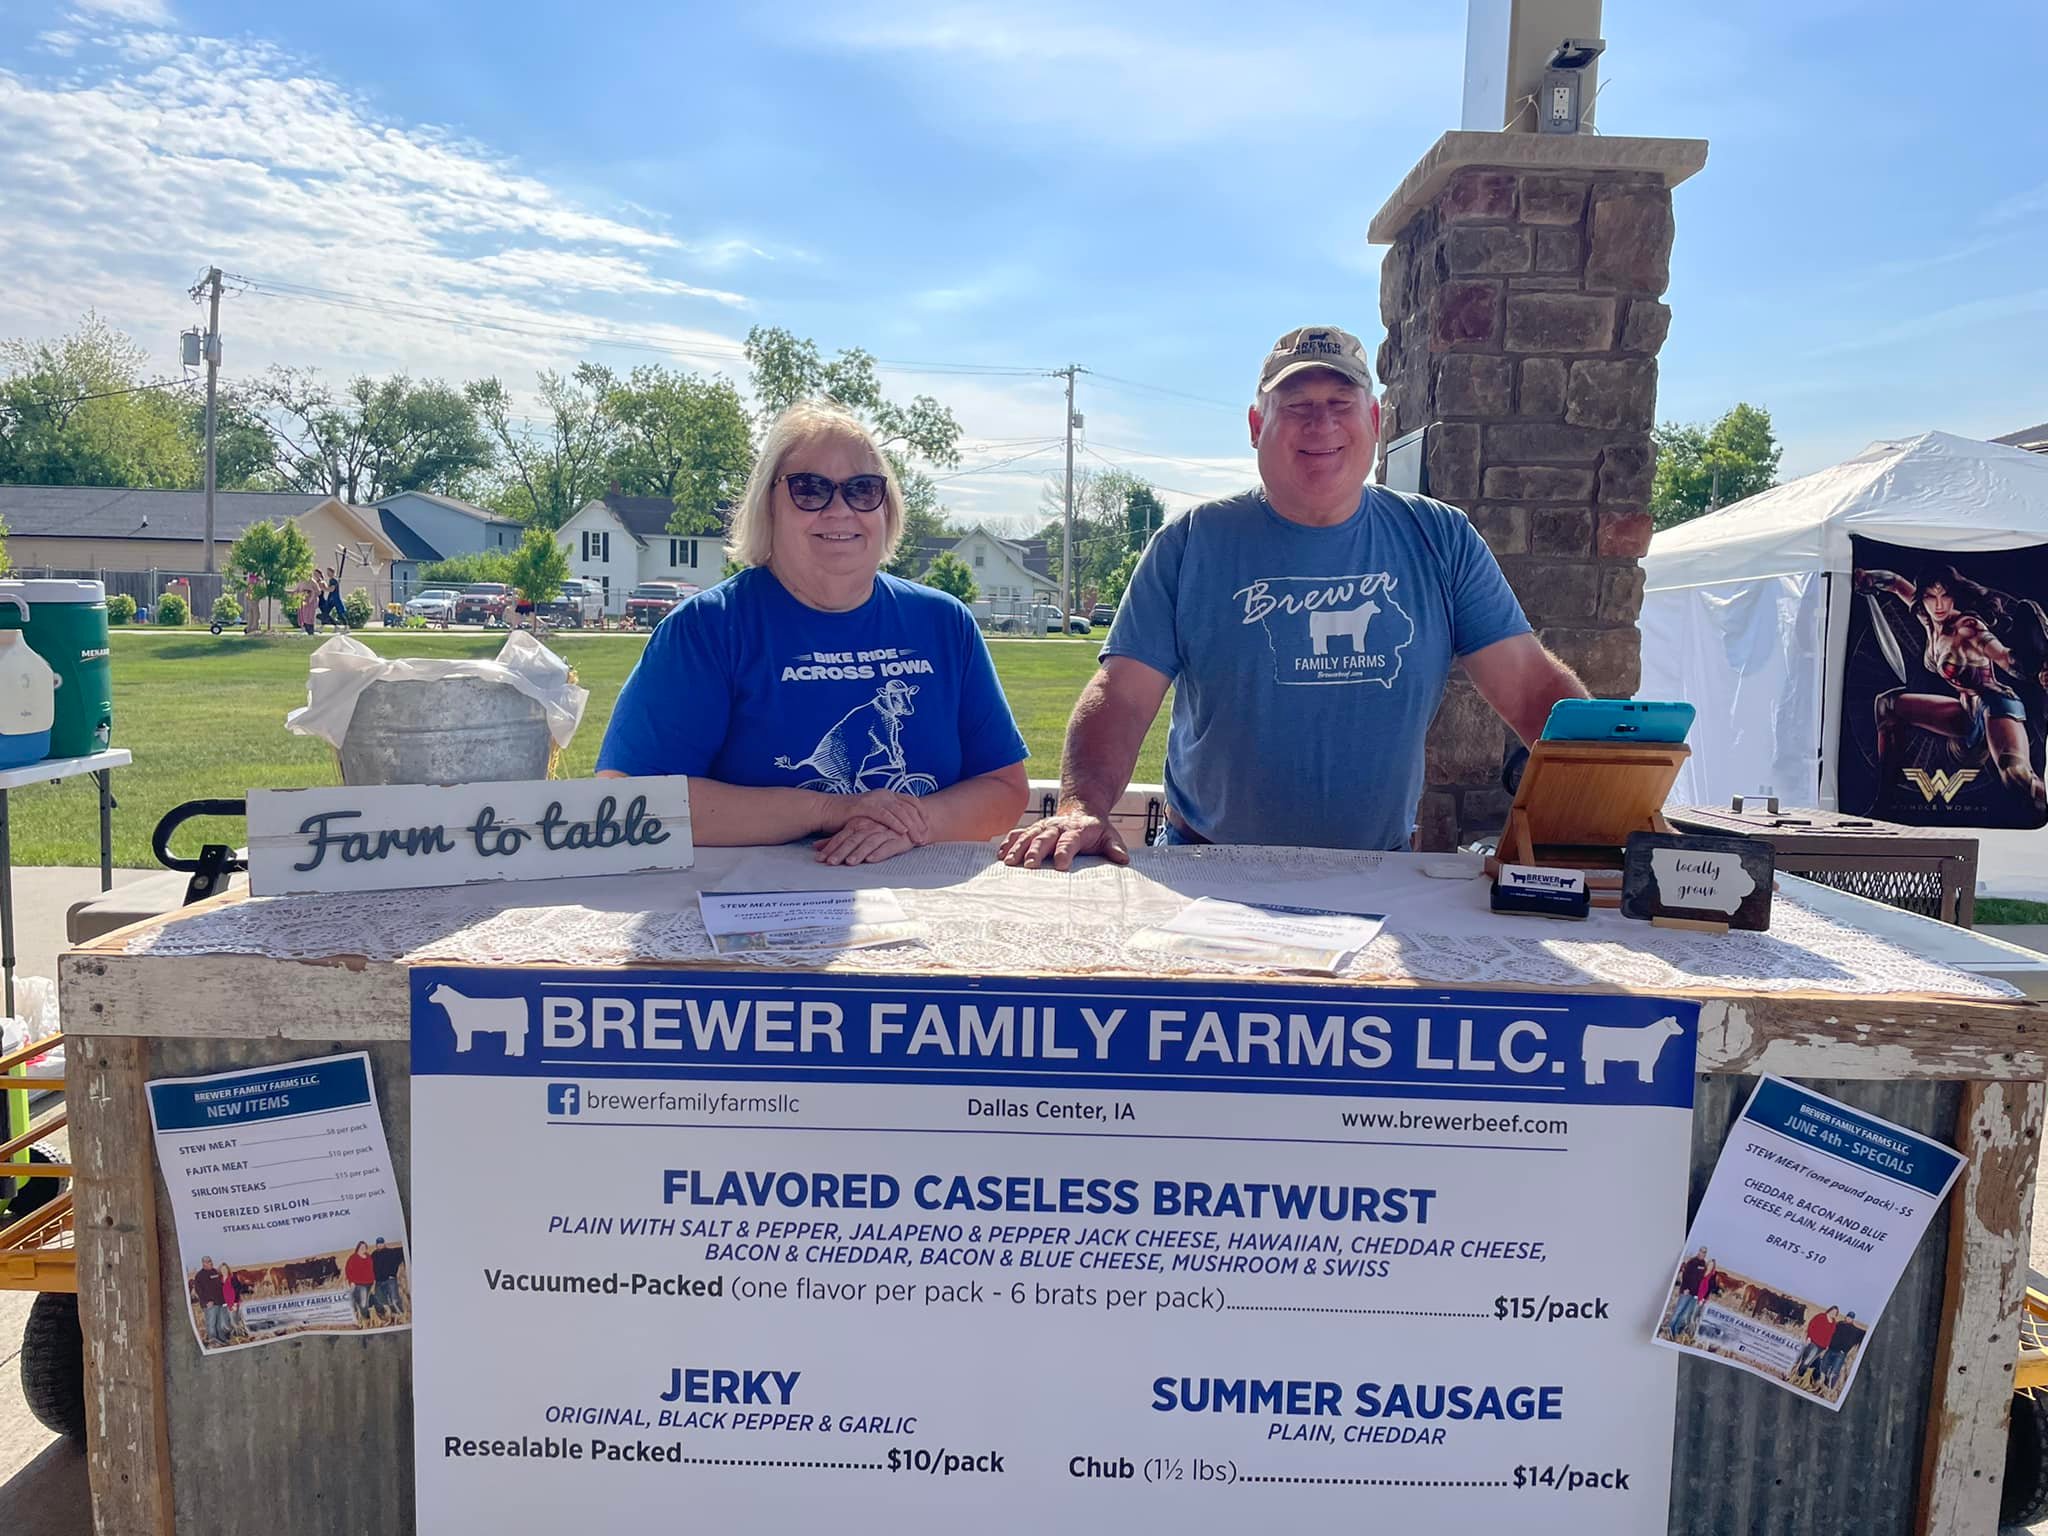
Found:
[1369,131,1709,244]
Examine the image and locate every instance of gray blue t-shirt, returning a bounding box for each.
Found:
[1103,487,1530,850]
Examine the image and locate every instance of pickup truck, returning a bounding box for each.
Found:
[540,577,605,629]
[625,580,698,628]
[452,582,510,626]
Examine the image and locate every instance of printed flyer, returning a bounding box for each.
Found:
[146,1052,411,1354]
[1652,1077,1965,1408]
[412,968,1698,1534]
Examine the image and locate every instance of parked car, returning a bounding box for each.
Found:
[1089,603,1114,626]
[626,580,699,628]
[452,582,510,626]
[403,588,460,624]
[1066,614,1092,635]
[540,577,604,629]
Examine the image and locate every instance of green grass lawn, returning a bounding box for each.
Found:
[8,629,1163,866]
[1976,898,2048,926]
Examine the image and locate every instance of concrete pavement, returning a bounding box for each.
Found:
[0,867,159,1534]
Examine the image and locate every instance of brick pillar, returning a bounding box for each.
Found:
[1370,132,1707,849]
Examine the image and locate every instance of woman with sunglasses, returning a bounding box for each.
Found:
[597,401,1030,864]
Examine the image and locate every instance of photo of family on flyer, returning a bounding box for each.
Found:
[1656,1247,1868,1405]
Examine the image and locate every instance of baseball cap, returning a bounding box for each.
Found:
[1259,325,1375,396]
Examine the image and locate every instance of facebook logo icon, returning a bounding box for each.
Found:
[547,1084,580,1117]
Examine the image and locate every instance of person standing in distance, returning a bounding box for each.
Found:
[1002,325,1588,868]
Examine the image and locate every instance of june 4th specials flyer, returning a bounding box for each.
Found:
[410,969,1699,1535]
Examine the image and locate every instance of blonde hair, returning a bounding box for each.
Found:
[726,401,906,569]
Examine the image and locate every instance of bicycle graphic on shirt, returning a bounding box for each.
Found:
[774,679,940,797]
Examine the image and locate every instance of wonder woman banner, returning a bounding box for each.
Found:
[1840,535,2048,829]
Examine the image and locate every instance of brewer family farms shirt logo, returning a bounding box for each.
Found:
[1234,572,1415,687]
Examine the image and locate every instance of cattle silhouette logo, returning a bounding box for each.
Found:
[1309,600,1380,656]
[1581,1015,1683,1085]
[429,983,530,1057]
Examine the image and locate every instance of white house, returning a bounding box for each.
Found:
[556,491,723,614]
[934,528,1052,607]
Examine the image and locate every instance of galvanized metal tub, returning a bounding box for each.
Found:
[338,677,550,787]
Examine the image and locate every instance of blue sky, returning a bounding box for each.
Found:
[1,0,2042,526]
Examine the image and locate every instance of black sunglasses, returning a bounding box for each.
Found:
[779,471,888,514]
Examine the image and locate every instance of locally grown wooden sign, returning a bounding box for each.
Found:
[246,776,693,896]
[1621,830,1775,932]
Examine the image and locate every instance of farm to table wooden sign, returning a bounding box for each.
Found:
[246,776,693,896]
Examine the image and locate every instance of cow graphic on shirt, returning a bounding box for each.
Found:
[774,679,937,794]
[1234,572,1415,686]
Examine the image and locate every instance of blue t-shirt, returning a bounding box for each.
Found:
[597,567,1028,796]
[1104,488,1530,850]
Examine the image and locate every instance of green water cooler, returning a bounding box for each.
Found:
[0,579,113,758]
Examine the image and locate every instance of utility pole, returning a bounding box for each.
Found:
[1054,364,1084,632]
[197,267,223,574]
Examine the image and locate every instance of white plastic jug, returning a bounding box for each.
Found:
[0,595,58,769]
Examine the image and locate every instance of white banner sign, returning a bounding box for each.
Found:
[412,967,1699,1534]
[247,776,692,895]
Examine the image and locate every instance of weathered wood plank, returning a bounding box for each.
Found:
[1915,1078,2045,1536]
[70,1032,174,1536]
[1698,997,2045,1080]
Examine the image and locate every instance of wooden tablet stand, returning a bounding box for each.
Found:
[1488,740,1691,909]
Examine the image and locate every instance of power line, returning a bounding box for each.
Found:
[1081,444,1231,502]
[226,273,1054,380]
[1087,371,1241,412]
[1081,437,1251,471]
[931,442,1062,482]
[1,376,198,412]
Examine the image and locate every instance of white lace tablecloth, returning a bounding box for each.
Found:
[120,844,2020,1002]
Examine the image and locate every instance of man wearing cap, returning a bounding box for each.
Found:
[1002,325,1586,867]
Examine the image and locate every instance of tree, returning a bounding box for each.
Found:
[0,515,12,579]
[238,369,493,503]
[1038,466,1157,602]
[1652,403,1782,531]
[228,519,314,631]
[742,326,964,578]
[0,314,200,487]
[1101,548,1142,610]
[467,365,619,529]
[419,551,515,587]
[506,525,571,610]
[1125,484,1166,552]
[604,366,754,535]
[920,550,978,604]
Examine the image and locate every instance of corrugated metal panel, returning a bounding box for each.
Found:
[152,1037,415,1535]
[1668,1076,1961,1535]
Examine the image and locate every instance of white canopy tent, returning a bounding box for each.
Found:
[1640,431,2048,899]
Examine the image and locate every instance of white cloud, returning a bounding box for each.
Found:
[72,0,175,22]
[35,30,82,55]
[0,27,765,400]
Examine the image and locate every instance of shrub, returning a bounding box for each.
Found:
[107,594,136,625]
[343,588,374,628]
[211,593,242,625]
[155,591,190,626]
[401,614,430,630]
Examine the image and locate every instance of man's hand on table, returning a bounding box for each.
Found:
[815,814,917,865]
[997,810,1130,871]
